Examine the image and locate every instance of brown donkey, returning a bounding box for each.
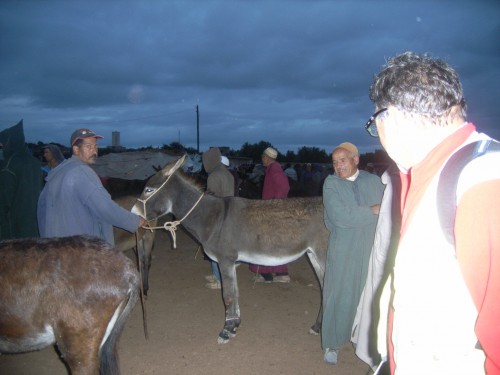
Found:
[0,235,140,375]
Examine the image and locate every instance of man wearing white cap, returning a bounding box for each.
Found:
[249,147,291,283]
[321,142,384,365]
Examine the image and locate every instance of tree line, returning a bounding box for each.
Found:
[30,139,392,171]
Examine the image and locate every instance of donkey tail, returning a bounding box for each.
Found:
[99,275,140,375]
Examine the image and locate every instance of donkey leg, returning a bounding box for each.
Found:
[56,333,101,375]
[306,249,325,335]
[55,297,130,375]
[217,261,241,344]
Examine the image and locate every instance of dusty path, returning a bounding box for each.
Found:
[0,229,372,375]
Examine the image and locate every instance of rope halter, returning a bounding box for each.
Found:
[136,171,205,248]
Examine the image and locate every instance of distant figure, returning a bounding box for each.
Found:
[300,163,315,197]
[311,164,322,196]
[249,147,291,283]
[284,163,298,181]
[221,155,241,197]
[37,128,146,245]
[284,163,300,197]
[294,163,305,196]
[202,148,235,290]
[0,120,43,239]
[41,143,65,176]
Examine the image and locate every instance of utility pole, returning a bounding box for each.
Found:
[196,105,200,153]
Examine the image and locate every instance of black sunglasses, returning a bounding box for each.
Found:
[364,108,388,137]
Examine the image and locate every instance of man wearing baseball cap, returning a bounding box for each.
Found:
[321,142,384,365]
[37,128,146,245]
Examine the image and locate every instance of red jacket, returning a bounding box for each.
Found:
[262,161,289,200]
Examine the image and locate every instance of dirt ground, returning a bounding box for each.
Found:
[0,228,372,375]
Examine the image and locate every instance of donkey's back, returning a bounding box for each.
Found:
[213,196,328,265]
[0,235,140,375]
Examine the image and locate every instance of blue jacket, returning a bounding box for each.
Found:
[37,155,140,245]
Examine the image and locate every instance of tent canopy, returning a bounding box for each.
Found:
[91,151,201,180]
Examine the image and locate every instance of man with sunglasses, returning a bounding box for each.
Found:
[37,128,146,245]
[366,52,500,374]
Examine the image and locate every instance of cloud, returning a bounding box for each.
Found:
[1,0,499,155]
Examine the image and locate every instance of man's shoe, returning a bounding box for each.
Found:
[205,275,217,282]
[324,348,338,365]
[253,274,272,284]
[273,275,291,283]
[205,281,221,289]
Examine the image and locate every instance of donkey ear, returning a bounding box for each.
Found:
[162,154,187,177]
[175,154,188,170]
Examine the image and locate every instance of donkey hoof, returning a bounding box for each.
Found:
[218,330,231,344]
[218,327,238,344]
[217,335,229,344]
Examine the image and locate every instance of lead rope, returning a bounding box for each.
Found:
[135,231,148,340]
[141,192,205,248]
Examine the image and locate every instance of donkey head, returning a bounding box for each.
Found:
[132,154,188,220]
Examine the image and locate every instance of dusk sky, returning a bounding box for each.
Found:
[1,1,499,155]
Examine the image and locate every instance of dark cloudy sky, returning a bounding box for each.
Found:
[1,1,499,155]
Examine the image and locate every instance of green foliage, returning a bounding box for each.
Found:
[162,142,185,152]
[236,140,274,162]
[30,138,389,171]
[285,150,296,161]
[233,141,329,163]
[295,146,329,163]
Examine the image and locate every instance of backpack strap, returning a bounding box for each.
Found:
[437,139,500,245]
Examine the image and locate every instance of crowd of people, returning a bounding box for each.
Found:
[0,51,498,374]
[237,160,331,199]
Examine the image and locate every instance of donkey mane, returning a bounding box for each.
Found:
[177,170,206,193]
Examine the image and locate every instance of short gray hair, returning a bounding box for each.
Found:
[369,52,467,121]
